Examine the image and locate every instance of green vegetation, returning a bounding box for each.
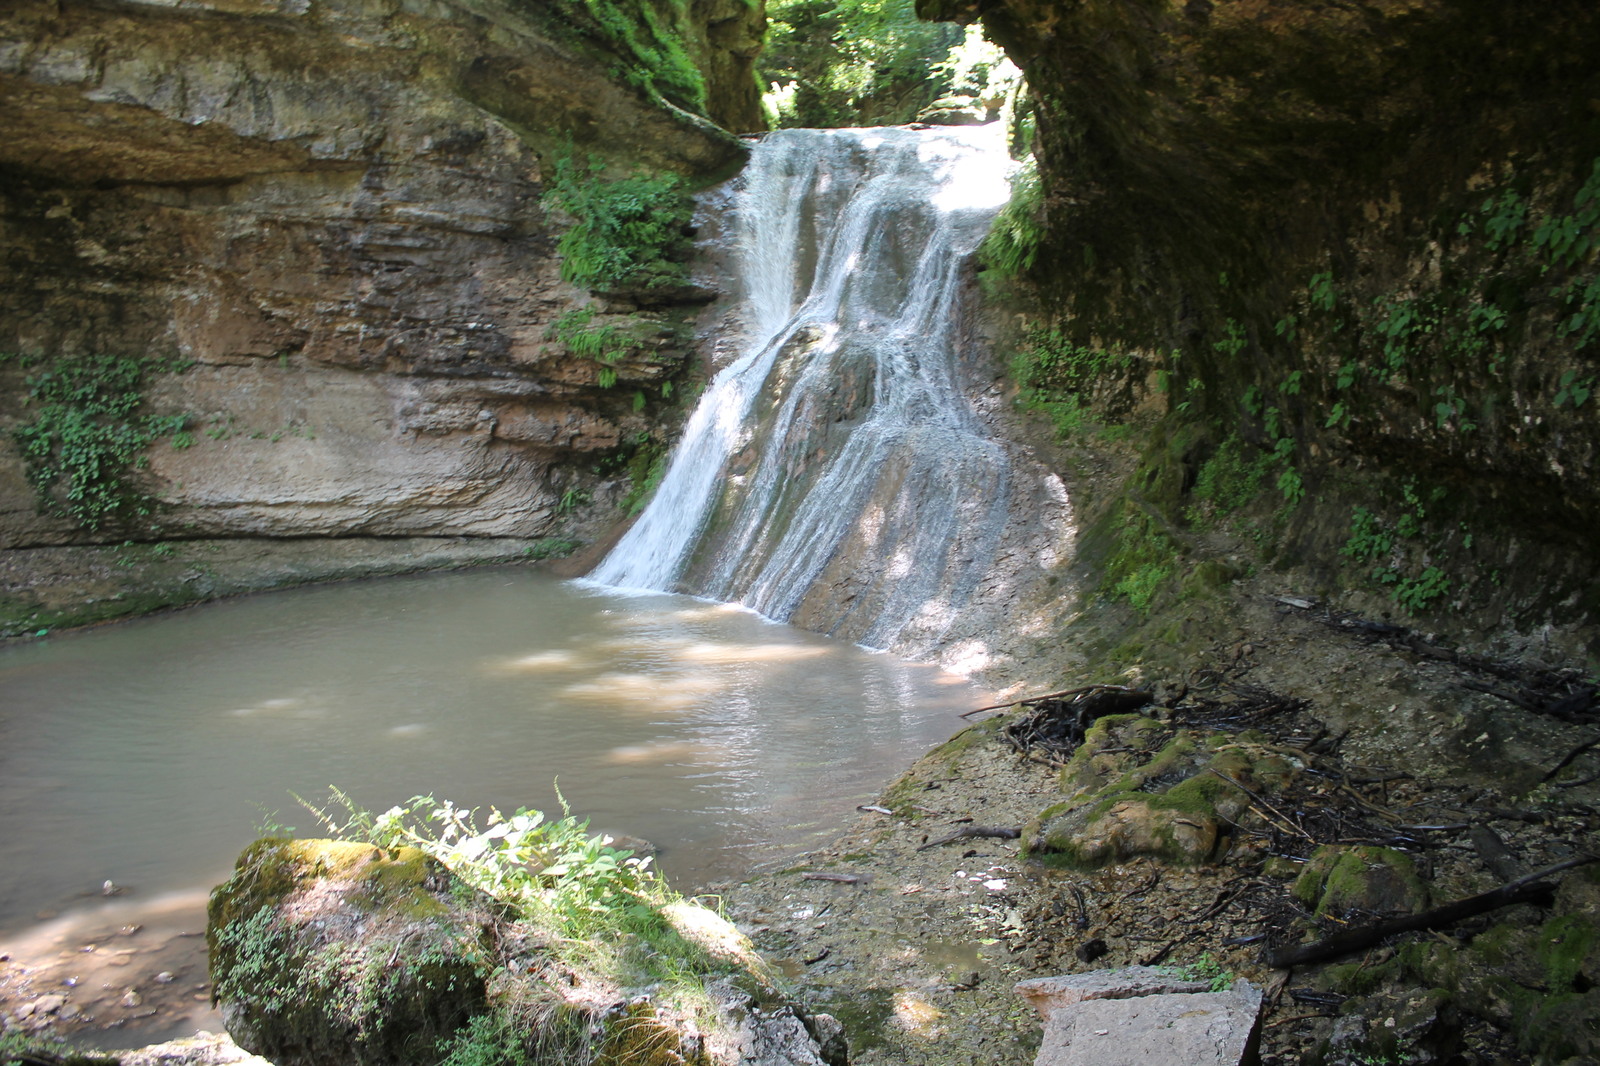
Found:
[1104,507,1176,613]
[542,0,708,114]
[0,1030,117,1066]
[541,149,692,294]
[981,156,1043,281]
[294,789,747,1065]
[1186,436,1270,525]
[4,351,190,531]
[522,539,580,561]
[619,437,669,516]
[760,0,966,127]
[1340,481,1457,613]
[1008,326,1129,438]
[1162,952,1235,993]
[547,308,634,388]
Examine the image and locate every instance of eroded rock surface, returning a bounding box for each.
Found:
[0,0,743,550]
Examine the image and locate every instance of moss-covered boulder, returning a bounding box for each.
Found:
[1291,845,1430,919]
[207,838,494,1066]
[1026,720,1298,869]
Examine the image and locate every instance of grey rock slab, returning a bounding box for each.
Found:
[1014,966,1212,1020]
[1034,985,1264,1066]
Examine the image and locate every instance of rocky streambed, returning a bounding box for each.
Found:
[7,567,1596,1066]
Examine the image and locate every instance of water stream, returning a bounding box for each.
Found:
[590,125,1015,651]
[0,568,983,1045]
[0,124,1019,1047]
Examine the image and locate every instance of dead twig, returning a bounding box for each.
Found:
[1210,768,1314,841]
[1541,733,1600,783]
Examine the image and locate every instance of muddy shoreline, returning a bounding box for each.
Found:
[4,547,1599,1064]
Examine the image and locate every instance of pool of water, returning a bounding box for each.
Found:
[0,566,984,1044]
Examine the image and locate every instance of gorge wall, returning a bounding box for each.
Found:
[926,0,1600,645]
[0,0,758,552]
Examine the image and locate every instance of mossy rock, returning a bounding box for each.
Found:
[207,838,493,1066]
[1027,739,1297,869]
[1291,845,1430,919]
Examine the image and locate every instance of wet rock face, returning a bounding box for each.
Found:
[0,0,741,547]
[922,0,1600,624]
[207,839,493,1066]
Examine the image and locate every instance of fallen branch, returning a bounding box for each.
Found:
[1541,733,1600,783]
[1266,853,1600,969]
[1210,768,1313,841]
[964,684,1151,718]
[916,825,1020,851]
[801,872,869,884]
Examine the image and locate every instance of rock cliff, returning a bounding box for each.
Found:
[0,0,751,551]
[923,0,1600,634]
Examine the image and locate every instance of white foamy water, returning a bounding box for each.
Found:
[589,126,1017,650]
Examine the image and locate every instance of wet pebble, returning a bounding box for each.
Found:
[121,989,142,1008]
[153,972,174,984]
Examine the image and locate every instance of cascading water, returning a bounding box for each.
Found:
[589,125,1016,650]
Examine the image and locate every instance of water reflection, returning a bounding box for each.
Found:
[0,566,984,1043]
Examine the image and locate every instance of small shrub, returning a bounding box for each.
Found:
[5,351,190,530]
[541,150,692,294]
[981,155,1043,279]
[1188,436,1269,523]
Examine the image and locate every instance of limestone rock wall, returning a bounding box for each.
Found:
[0,0,746,548]
[926,0,1600,627]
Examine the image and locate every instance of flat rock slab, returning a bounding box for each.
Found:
[1018,969,1263,1066]
[1037,989,1262,1066]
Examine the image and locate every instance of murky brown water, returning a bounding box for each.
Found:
[0,565,985,1045]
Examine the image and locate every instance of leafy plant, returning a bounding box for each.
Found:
[557,487,591,515]
[543,0,708,114]
[981,155,1044,280]
[5,351,190,531]
[547,308,640,391]
[1163,953,1234,993]
[1555,369,1594,408]
[1187,435,1269,523]
[541,149,692,294]
[760,0,965,127]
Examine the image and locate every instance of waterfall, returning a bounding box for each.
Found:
[588,125,1016,651]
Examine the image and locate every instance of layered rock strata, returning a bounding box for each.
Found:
[0,0,746,549]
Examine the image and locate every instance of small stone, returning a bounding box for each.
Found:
[58,1004,80,1020]
[32,994,66,1014]
[119,925,143,937]
[154,971,174,984]
[122,990,143,1008]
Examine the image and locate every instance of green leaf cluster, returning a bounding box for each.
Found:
[542,0,707,114]
[760,0,965,127]
[300,789,660,934]
[6,351,190,531]
[541,150,692,294]
[981,155,1044,281]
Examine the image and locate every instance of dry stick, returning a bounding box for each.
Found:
[961,684,1150,718]
[1540,733,1600,783]
[1266,853,1600,969]
[1209,768,1314,841]
[915,825,1021,851]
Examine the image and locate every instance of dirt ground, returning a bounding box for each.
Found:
[711,584,1600,1065]
[3,551,1598,1064]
